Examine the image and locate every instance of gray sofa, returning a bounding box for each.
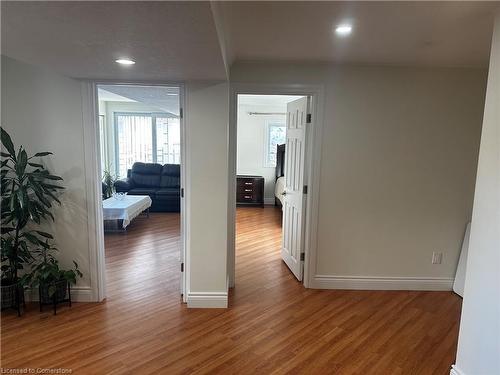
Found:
[114,162,180,212]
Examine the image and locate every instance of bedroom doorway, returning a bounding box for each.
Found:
[95,83,186,303]
[234,94,309,286]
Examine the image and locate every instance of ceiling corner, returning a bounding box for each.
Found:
[210,1,233,80]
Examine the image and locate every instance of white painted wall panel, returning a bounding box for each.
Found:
[1,56,91,291]
[231,62,487,283]
[454,14,500,375]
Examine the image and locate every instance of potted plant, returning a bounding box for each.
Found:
[22,239,82,314]
[1,127,64,315]
[102,167,117,199]
[0,236,30,315]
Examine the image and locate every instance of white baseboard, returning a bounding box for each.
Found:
[187,291,228,308]
[311,275,454,291]
[450,364,466,375]
[25,287,95,302]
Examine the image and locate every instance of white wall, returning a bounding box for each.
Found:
[237,102,285,203]
[231,62,487,289]
[1,55,93,300]
[185,81,229,307]
[453,14,500,375]
[1,56,231,307]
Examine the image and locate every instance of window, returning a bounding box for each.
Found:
[156,117,181,165]
[115,113,180,177]
[265,121,286,167]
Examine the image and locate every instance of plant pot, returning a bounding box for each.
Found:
[39,279,68,304]
[1,280,24,314]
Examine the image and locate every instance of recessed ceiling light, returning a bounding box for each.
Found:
[115,58,135,65]
[335,24,352,36]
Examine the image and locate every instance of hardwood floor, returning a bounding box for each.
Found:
[1,207,462,374]
[104,213,181,302]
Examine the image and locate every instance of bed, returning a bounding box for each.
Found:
[274,143,286,207]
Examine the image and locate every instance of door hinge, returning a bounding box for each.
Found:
[180,108,184,119]
[303,185,308,194]
[181,187,184,198]
[300,253,305,261]
[306,113,312,123]
[181,262,184,272]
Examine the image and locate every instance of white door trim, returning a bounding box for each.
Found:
[81,80,188,302]
[450,365,467,375]
[81,81,106,301]
[228,83,325,289]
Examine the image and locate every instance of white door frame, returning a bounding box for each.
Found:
[81,80,188,302]
[228,83,325,289]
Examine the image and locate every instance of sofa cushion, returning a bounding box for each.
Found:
[127,188,158,197]
[131,162,162,187]
[160,175,180,188]
[160,164,180,188]
[114,178,134,192]
[132,162,163,175]
[156,188,179,197]
[132,173,161,187]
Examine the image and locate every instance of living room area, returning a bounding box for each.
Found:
[97,83,183,300]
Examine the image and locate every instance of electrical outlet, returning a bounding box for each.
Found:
[432,252,443,264]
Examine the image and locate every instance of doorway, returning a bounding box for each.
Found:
[95,83,186,302]
[233,93,311,287]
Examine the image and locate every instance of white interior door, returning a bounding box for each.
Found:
[281,96,309,281]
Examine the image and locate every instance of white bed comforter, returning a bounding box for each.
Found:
[274,176,286,205]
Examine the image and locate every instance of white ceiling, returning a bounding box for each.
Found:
[238,94,303,109]
[1,1,227,80]
[1,1,499,82]
[97,89,136,103]
[217,1,500,68]
[98,84,180,115]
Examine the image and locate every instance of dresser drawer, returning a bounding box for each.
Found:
[237,193,256,202]
[236,175,264,206]
[237,179,256,189]
[239,186,254,193]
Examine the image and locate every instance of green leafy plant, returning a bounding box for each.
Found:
[1,126,64,285]
[22,240,82,297]
[102,167,117,199]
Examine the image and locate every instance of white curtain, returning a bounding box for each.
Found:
[116,114,181,178]
[156,117,181,165]
[117,115,153,177]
